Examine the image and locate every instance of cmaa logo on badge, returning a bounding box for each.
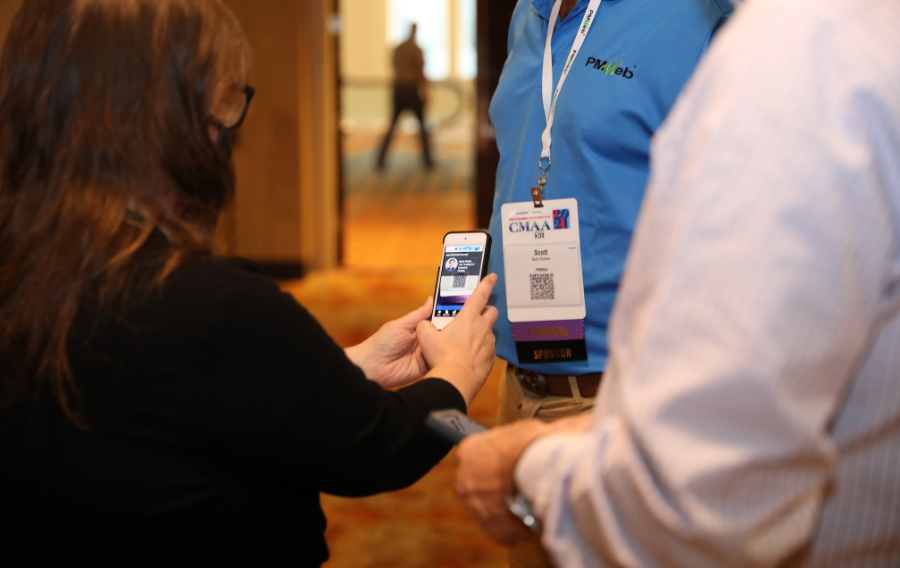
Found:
[508,220,551,233]
[508,209,570,240]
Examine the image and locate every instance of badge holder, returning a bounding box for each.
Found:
[531,157,548,208]
[501,196,587,364]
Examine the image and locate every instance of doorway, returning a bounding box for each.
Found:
[338,0,478,270]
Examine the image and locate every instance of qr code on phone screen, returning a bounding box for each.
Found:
[451,274,467,289]
[530,273,555,301]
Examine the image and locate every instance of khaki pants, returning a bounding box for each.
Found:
[497,361,596,568]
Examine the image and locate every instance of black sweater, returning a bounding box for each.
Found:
[0,252,464,567]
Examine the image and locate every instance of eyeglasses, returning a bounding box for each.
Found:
[231,85,255,129]
[208,86,254,161]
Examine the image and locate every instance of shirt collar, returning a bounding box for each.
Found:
[531,0,591,23]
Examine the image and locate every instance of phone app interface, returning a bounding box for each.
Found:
[435,245,485,318]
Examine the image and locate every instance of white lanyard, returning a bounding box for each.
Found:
[539,0,603,182]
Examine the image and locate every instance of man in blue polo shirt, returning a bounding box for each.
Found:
[488,0,731,564]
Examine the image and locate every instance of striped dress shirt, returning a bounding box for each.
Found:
[515,0,900,566]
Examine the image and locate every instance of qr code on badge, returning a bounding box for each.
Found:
[530,273,555,301]
[451,274,467,289]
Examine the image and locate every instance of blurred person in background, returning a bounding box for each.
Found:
[377,23,433,171]
[457,0,900,566]
[0,0,497,565]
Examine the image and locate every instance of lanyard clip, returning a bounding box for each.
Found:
[531,186,544,208]
[532,156,550,208]
[539,156,551,175]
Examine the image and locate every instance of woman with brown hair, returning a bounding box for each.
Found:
[0,0,498,565]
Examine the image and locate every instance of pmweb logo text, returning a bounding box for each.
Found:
[585,57,634,79]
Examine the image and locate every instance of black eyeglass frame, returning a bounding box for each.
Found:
[230,85,255,129]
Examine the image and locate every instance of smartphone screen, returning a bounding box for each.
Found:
[432,232,491,330]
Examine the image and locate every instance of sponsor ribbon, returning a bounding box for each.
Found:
[513,319,587,364]
[512,319,584,342]
[516,340,588,364]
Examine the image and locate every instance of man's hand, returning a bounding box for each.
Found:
[455,412,594,544]
[344,297,433,389]
[454,419,554,544]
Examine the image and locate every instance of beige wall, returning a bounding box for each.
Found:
[340,0,390,80]
[225,0,306,265]
[297,0,341,270]
[225,0,340,270]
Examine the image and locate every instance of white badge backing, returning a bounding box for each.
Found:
[501,199,586,323]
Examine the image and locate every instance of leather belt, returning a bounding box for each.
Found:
[511,364,603,398]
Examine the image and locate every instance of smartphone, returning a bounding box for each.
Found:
[426,409,542,533]
[431,231,492,330]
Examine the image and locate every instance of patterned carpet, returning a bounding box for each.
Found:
[342,125,478,270]
[280,125,509,567]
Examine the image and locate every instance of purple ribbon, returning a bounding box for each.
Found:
[512,319,584,342]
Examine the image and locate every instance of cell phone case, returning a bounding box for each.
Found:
[430,231,492,322]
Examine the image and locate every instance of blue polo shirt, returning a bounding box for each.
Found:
[488,0,731,375]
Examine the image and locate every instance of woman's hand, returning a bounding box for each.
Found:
[344,296,434,389]
[416,274,499,407]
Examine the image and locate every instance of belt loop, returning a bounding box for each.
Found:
[567,376,582,401]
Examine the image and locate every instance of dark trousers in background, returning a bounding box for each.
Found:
[377,85,433,169]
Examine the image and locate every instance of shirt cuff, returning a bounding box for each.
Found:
[514,432,592,518]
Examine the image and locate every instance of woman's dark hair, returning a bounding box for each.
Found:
[0,0,251,421]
